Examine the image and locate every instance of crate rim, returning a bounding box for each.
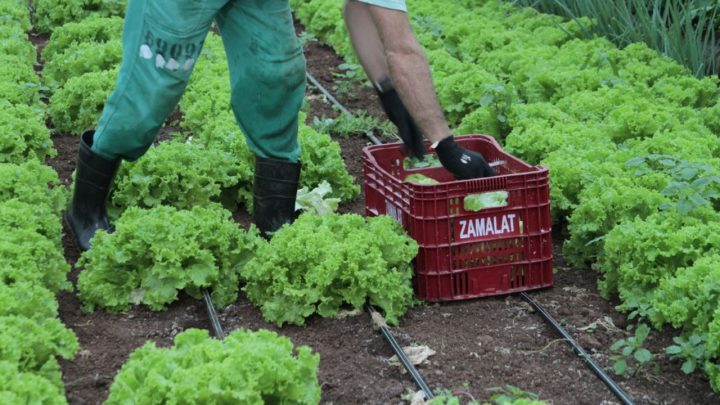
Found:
[362,134,549,188]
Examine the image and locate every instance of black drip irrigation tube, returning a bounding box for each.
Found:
[203,289,225,340]
[305,70,636,404]
[521,292,635,405]
[366,304,435,400]
[305,72,383,146]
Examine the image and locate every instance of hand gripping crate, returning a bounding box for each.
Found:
[363,135,553,301]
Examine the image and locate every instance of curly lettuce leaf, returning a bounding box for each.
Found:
[77,206,262,312]
[242,213,417,326]
[106,328,320,404]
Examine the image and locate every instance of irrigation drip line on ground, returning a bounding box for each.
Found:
[304,70,637,405]
[366,304,435,400]
[200,286,434,397]
[306,72,383,146]
[203,289,225,339]
[520,292,635,405]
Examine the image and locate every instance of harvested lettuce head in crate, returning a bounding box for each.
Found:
[403,173,440,185]
[464,191,508,211]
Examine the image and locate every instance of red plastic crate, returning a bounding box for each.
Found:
[363,135,553,301]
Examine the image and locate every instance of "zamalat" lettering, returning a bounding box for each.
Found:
[458,214,517,240]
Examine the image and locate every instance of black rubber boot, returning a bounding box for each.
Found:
[252,156,301,238]
[66,131,121,251]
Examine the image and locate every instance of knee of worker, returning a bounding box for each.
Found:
[230,56,305,162]
[234,48,307,99]
[236,107,302,162]
[92,117,163,162]
[230,51,306,118]
[247,138,301,163]
[93,79,188,161]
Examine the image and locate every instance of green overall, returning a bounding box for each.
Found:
[92,0,306,162]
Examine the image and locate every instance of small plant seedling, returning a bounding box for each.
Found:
[311,113,395,139]
[332,63,369,98]
[666,334,707,375]
[610,324,653,377]
[486,385,540,404]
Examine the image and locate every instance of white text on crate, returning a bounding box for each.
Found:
[458,214,518,240]
[385,200,403,226]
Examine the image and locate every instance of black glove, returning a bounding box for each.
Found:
[435,136,496,180]
[375,80,425,159]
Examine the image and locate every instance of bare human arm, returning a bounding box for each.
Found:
[343,0,449,144]
[343,1,496,178]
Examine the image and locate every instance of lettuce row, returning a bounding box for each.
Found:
[0,0,31,32]
[0,316,78,388]
[0,3,77,402]
[0,218,70,294]
[0,25,35,65]
[242,213,418,326]
[77,206,263,312]
[0,4,52,162]
[562,131,720,267]
[43,15,123,134]
[41,15,124,62]
[0,198,63,246]
[108,140,245,217]
[600,208,720,303]
[41,16,123,92]
[48,64,118,134]
[0,282,60,321]
[0,7,70,295]
[32,0,126,33]
[0,54,40,95]
[0,160,67,215]
[0,100,56,164]
[0,361,67,405]
[598,209,720,388]
[0,282,76,392]
[43,39,122,91]
[105,328,320,404]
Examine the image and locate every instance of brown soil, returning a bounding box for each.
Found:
[46,134,79,187]
[303,40,386,121]
[34,21,720,405]
[28,31,49,73]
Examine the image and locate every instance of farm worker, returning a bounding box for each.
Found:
[66,0,306,250]
[344,0,496,179]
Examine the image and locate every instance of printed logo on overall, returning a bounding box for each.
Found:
[456,213,519,241]
[139,30,203,72]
